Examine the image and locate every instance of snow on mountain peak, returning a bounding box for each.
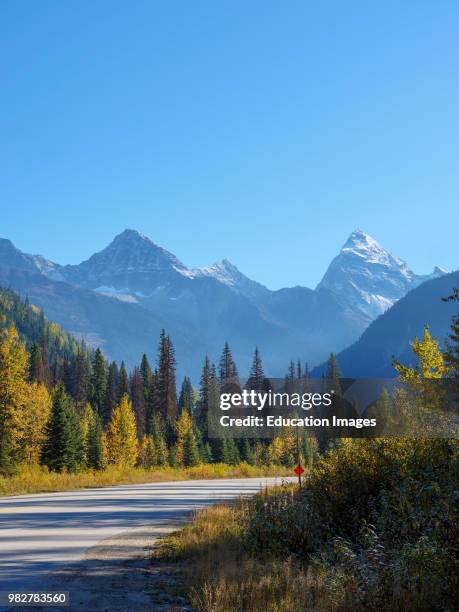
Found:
[341,230,407,269]
[188,259,268,298]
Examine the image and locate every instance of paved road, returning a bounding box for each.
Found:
[0,477,287,610]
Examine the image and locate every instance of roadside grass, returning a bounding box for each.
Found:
[154,439,458,611]
[154,498,325,612]
[0,463,289,496]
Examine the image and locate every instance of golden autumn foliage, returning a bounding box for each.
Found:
[14,382,51,464]
[0,325,29,417]
[394,326,447,380]
[174,409,194,464]
[0,326,51,464]
[107,394,138,467]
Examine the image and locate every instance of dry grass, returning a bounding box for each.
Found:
[155,440,458,611]
[0,463,289,497]
[155,501,331,612]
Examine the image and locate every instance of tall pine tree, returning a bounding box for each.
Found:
[219,342,239,383]
[91,348,107,421]
[130,366,146,437]
[41,385,83,473]
[157,330,177,424]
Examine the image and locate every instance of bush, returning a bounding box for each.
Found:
[161,438,458,611]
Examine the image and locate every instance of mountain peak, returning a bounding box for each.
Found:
[113,228,152,243]
[190,259,268,298]
[342,229,398,260]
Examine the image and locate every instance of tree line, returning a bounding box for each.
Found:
[0,288,319,476]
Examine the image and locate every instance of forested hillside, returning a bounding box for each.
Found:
[312,271,459,377]
[0,287,311,480]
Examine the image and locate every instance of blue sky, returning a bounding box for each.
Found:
[1,1,458,289]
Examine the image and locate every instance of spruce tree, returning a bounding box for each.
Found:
[72,347,90,408]
[183,429,200,467]
[39,332,51,387]
[105,361,119,425]
[196,356,210,435]
[201,441,213,463]
[157,330,178,424]
[215,437,230,463]
[241,439,254,465]
[140,354,153,394]
[325,353,342,392]
[226,437,240,465]
[118,362,130,401]
[145,368,159,435]
[178,376,194,415]
[247,347,266,391]
[130,367,146,437]
[87,412,104,470]
[168,446,179,468]
[219,342,239,383]
[150,414,168,466]
[443,286,459,395]
[41,385,83,473]
[91,348,107,421]
[29,342,43,383]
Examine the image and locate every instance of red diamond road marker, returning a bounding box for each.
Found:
[294,464,304,476]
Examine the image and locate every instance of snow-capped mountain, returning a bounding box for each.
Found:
[60,229,189,295]
[190,259,268,299]
[0,228,451,379]
[317,230,446,320]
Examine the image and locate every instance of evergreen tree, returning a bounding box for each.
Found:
[149,414,168,466]
[196,356,211,435]
[72,347,90,408]
[140,354,153,394]
[219,342,239,383]
[41,385,83,473]
[130,367,146,437]
[29,342,43,383]
[214,437,231,463]
[117,362,130,401]
[325,353,342,392]
[178,376,194,415]
[168,446,179,468]
[226,437,240,464]
[247,347,266,391]
[39,332,51,387]
[183,429,200,467]
[87,411,104,470]
[105,361,119,425]
[201,441,213,463]
[443,286,459,395]
[157,330,178,424]
[91,348,107,421]
[241,438,254,464]
[145,368,159,435]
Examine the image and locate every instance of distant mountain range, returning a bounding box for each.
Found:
[312,271,459,378]
[0,229,451,380]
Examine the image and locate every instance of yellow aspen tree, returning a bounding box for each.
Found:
[79,403,95,467]
[13,382,51,464]
[394,326,447,380]
[0,326,30,468]
[107,394,138,467]
[174,409,193,465]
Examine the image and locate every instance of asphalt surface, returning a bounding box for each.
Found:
[0,477,286,610]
